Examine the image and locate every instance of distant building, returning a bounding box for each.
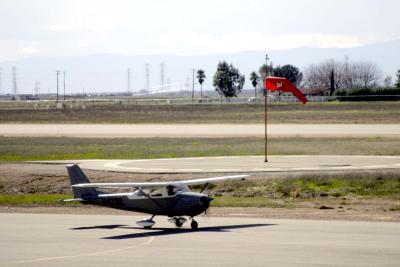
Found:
[12,94,40,100]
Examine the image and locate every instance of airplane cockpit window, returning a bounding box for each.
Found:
[147,186,179,197]
[132,185,189,198]
[167,185,177,196]
[133,189,150,197]
[149,187,171,197]
[149,189,163,197]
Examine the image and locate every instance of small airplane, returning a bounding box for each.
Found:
[65,164,248,229]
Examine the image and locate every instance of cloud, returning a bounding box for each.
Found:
[41,17,117,33]
[133,31,370,56]
[1,0,399,60]
[21,47,36,54]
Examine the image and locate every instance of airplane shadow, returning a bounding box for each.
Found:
[71,224,128,230]
[70,223,276,240]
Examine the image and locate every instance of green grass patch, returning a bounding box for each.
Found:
[1,102,399,124]
[213,174,400,199]
[0,194,75,206]
[0,136,399,161]
[212,196,295,208]
[1,173,399,207]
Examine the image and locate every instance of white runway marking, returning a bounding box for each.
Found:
[5,236,154,265]
[2,123,400,138]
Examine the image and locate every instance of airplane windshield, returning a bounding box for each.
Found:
[132,185,190,198]
[149,186,177,197]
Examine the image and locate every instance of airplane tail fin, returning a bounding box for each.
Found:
[67,164,98,199]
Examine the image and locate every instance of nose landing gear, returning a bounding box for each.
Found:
[168,217,187,227]
[168,217,199,229]
[190,219,198,230]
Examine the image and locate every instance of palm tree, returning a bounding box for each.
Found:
[249,71,260,97]
[196,69,206,100]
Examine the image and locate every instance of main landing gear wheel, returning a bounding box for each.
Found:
[175,221,183,228]
[191,220,198,230]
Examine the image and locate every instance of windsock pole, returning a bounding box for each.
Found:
[264,93,268,162]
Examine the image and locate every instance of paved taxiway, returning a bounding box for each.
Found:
[1,213,399,267]
[35,155,400,173]
[1,123,400,138]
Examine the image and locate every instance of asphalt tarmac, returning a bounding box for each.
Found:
[1,123,400,138]
[1,213,399,267]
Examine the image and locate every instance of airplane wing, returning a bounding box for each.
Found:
[178,175,248,186]
[72,175,248,189]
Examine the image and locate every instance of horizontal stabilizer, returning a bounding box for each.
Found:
[63,198,85,202]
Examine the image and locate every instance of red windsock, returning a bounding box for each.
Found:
[265,77,308,104]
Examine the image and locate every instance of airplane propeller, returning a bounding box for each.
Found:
[199,183,213,214]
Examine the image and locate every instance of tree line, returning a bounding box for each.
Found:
[195,56,400,99]
[304,59,382,95]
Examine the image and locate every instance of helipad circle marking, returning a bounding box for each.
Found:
[74,155,400,174]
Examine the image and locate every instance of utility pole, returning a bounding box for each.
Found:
[63,71,66,101]
[34,81,40,96]
[0,67,3,95]
[145,63,150,91]
[185,77,190,91]
[127,68,131,94]
[56,70,60,102]
[12,66,17,97]
[192,68,195,102]
[160,62,165,90]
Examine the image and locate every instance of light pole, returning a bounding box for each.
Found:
[63,71,66,101]
[56,70,60,102]
[192,68,195,102]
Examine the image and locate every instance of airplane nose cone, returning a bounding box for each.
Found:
[200,196,213,204]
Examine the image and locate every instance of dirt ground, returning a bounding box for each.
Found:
[1,163,399,222]
[0,163,228,194]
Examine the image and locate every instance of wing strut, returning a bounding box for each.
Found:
[200,183,209,194]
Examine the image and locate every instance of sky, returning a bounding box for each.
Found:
[0,0,400,62]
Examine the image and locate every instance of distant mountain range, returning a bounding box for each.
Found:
[1,39,399,94]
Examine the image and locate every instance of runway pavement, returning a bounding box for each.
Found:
[1,123,400,138]
[35,155,400,173]
[1,213,399,267]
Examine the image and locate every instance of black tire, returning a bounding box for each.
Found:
[175,222,183,228]
[191,220,198,230]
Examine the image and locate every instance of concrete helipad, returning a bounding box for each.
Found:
[35,155,400,173]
